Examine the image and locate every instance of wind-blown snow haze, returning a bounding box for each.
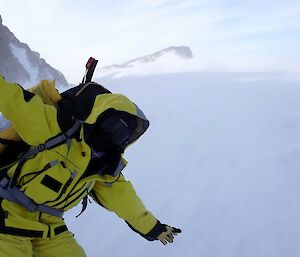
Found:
[1,5,300,257]
[65,57,300,256]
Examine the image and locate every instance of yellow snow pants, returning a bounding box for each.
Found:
[0,231,87,257]
[0,199,87,256]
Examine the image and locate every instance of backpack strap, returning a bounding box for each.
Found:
[24,119,81,158]
[9,119,82,188]
[0,119,82,217]
[0,177,64,217]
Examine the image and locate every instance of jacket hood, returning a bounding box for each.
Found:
[83,93,149,147]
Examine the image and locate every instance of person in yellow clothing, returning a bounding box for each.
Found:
[0,68,181,256]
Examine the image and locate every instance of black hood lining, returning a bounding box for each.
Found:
[83,109,149,151]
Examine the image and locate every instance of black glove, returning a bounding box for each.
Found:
[144,221,182,245]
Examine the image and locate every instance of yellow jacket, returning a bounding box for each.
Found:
[0,76,157,238]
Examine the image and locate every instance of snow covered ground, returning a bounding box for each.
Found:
[62,71,300,257]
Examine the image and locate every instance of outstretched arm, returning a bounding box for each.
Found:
[91,174,157,234]
[90,174,181,244]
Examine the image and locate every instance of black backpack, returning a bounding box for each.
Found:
[0,57,107,172]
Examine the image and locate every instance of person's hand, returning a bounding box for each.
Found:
[143,221,181,245]
[156,224,181,245]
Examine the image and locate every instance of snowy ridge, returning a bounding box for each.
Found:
[0,14,68,88]
[95,46,300,82]
[96,46,194,78]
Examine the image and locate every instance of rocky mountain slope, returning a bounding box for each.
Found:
[0,14,68,87]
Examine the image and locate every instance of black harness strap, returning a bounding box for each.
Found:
[0,226,44,238]
[54,225,68,235]
[0,224,68,238]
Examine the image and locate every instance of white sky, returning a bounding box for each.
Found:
[1,0,300,83]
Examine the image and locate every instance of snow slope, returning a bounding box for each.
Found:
[63,71,300,257]
[9,43,39,86]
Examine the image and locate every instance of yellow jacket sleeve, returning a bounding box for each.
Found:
[0,76,61,145]
[91,174,157,235]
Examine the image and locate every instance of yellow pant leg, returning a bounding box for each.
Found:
[0,233,33,257]
[32,231,87,257]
